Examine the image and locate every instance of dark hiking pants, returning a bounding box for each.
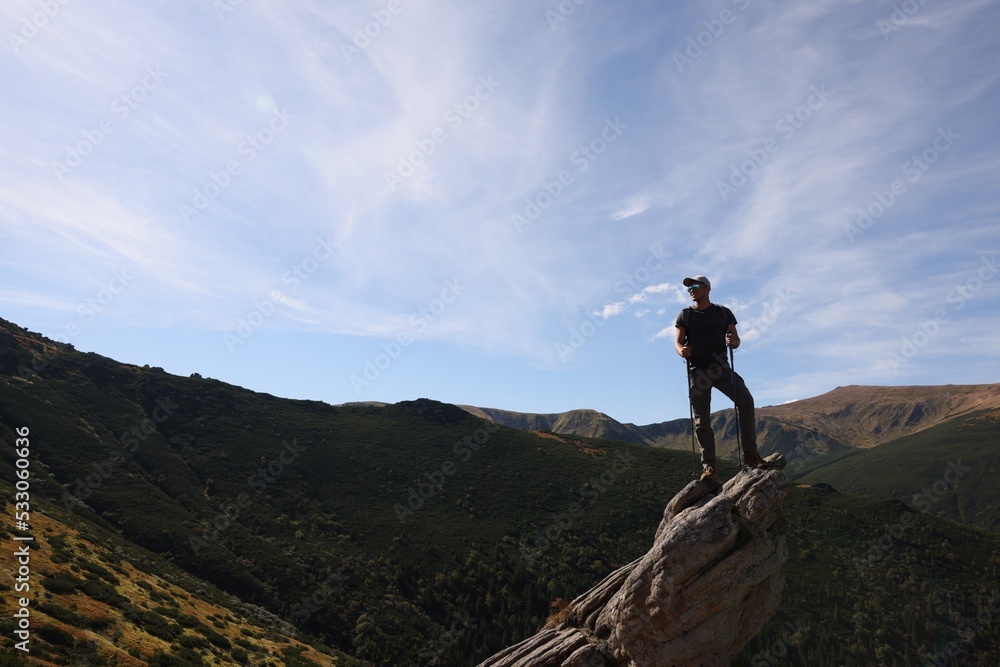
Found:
[688,363,758,469]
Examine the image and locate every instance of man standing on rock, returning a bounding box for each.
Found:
[674,275,767,481]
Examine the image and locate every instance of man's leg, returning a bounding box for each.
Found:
[715,367,760,457]
[689,367,716,468]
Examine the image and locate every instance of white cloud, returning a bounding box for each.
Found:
[595,302,628,320]
[611,196,651,222]
[652,327,676,341]
[629,282,673,303]
[594,282,676,322]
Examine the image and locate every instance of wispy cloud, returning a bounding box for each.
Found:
[611,196,651,222]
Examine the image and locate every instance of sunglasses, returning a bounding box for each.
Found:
[686,284,705,292]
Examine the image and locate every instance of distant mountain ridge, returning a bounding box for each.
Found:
[459,406,651,444]
[462,382,1000,466]
[760,383,1000,447]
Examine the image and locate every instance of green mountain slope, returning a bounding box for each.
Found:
[797,409,1000,532]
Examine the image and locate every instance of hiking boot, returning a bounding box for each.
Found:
[700,466,717,482]
[743,450,767,469]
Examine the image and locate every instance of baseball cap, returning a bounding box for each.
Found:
[683,275,711,289]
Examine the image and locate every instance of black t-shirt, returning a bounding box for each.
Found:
[675,304,736,368]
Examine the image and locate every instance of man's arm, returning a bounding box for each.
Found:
[675,325,690,357]
[725,323,740,349]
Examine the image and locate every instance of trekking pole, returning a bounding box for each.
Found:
[727,342,744,469]
[685,357,698,478]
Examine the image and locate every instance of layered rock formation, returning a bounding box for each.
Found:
[479,458,789,667]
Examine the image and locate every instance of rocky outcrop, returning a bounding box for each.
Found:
[479,457,789,667]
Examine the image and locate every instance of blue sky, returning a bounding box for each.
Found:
[2,0,998,426]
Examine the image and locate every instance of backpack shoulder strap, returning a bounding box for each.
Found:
[717,304,733,329]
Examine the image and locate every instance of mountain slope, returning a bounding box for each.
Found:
[797,408,1000,531]
[0,478,361,666]
[759,383,1000,448]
